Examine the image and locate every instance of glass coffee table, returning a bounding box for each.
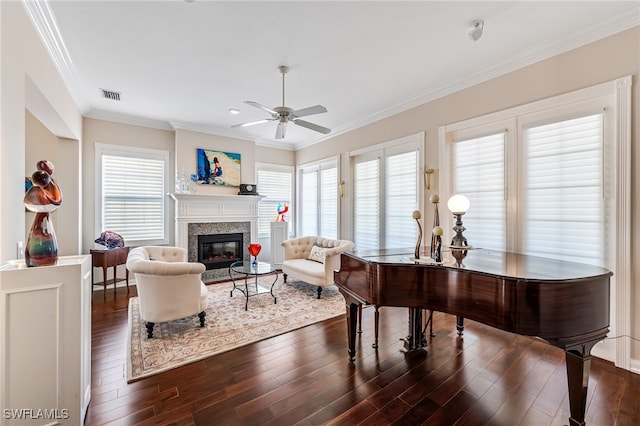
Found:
[228,261,277,310]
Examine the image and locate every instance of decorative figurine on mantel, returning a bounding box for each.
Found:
[23,160,62,267]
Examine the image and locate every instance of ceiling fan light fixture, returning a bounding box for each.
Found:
[468,19,484,42]
[230,65,330,139]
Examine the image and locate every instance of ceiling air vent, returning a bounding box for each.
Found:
[100,88,121,101]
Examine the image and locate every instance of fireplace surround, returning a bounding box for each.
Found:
[170,193,262,282]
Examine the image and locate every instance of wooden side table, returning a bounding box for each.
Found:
[90,246,130,294]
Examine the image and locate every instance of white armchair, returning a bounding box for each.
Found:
[126,246,208,338]
[281,236,354,299]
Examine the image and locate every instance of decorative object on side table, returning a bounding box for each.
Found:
[248,243,262,267]
[23,160,62,267]
[447,194,470,248]
[412,210,423,259]
[94,230,125,249]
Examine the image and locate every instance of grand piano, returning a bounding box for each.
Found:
[334,247,612,426]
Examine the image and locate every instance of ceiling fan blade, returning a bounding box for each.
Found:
[275,121,287,139]
[244,101,278,115]
[231,118,272,128]
[293,119,331,135]
[292,105,327,118]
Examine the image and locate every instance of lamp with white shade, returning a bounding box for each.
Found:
[447,194,470,248]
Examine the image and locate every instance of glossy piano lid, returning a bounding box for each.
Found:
[346,248,612,281]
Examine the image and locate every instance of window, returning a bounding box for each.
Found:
[256,164,293,238]
[522,113,605,264]
[443,108,611,266]
[351,133,423,250]
[95,143,169,246]
[439,76,632,370]
[298,157,338,239]
[451,132,506,250]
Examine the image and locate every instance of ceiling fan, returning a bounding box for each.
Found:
[232,66,331,139]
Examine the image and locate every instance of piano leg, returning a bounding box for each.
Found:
[402,308,427,351]
[424,310,435,337]
[357,304,363,334]
[456,316,464,336]
[372,306,379,348]
[346,302,360,362]
[564,340,600,426]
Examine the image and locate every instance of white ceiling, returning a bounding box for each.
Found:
[32,1,639,150]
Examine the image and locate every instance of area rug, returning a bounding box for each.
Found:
[127,275,345,382]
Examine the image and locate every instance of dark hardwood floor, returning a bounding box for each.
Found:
[87,284,640,426]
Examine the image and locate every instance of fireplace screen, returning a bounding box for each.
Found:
[198,233,243,270]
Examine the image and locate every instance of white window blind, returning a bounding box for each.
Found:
[451,132,506,250]
[299,160,339,240]
[257,167,292,237]
[300,169,318,236]
[523,113,604,264]
[385,150,418,249]
[100,148,167,245]
[352,136,422,251]
[319,167,338,239]
[353,158,380,250]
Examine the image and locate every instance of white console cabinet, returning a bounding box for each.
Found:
[270,222,288,269]
[0,255,91,425]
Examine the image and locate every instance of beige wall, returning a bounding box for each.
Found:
[0,2,82,263]
[256,145,295,167]
[25,111,80,256]
[175,129,256,196]
[297,26,640,360]
[81,122,295,253]
[81,118,176,253]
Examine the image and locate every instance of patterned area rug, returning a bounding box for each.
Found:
[127,275,345,382]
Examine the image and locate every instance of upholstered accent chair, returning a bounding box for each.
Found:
[281,236,354,299]
[126,246,208,338]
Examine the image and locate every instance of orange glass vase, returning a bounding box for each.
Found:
[248,243,262,266]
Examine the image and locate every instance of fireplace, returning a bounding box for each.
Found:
[197,233,243,270]
[172,193,261,282]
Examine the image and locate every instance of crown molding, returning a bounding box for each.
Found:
[26,1,638,152]
[22,0,89,113]
[298,13,639,151]
[84,109,174,131]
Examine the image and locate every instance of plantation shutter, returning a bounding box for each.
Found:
[353,157,379,250]
[101,152,166,244]
[522,113,604,264]
[257,168,292,237]
[385,150,418,249]
[451,132,506,250]
[319,166,338,239]
[300,169,318,236]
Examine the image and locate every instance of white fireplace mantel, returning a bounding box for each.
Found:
[169,192,264,250]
